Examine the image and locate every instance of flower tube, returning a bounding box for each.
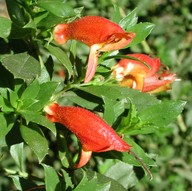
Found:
[53,16,135,83]
[44,103,152,179]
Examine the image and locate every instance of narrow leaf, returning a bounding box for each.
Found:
[119,8,138,30]
[47,44,73,79]
[10,142,25,172]
[42,164,61,191]
[0,16,12,39]
[127,22,155,47]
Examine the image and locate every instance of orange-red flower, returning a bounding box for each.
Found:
[112,54,176,93]
[53,16,135,83]
[44,103,152,179]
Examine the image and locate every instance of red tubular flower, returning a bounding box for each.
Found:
[53,16,135,83]
[112,54,176,93]
[44,103,152,179]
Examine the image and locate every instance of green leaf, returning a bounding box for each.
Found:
[127,22,155,47]
[42,164,62,191]
[112,4,121,23]
[78,86,159,112]
[85,169,127,191]
[139,100,186,127]
[8,89,19,109]
[47,44,73,79]
[120,137,156,168]
[97,182,111,191]
[21,80,40,101]
[0,16,12,39]
[64,91,99,110]
[10,142,25,172]
[37,0,75,18]
[119,8,138,30]
[74,173,97,191]
[0,113,15,147]
[105,161,137,189]
[102,96,116,126]
[6,0,26,26]
[102,96,125,126]
[11,176,37,191]
[57,129,72,168]
[20,110,56,136]
[61,169,74,190]
[1,53,41,82]
[20,124,48,162]
[27,81,58,111]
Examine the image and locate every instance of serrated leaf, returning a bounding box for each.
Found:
[102,96,125,126]
[116,100,139,134]
[20,110,56,136]
[20,124,48,162]
[1,53,41,82]
[139,100,186,127]
[61,169,74,190]
[10,142,25,172]
[37,0,75,18]
[0,16,12,39]
[42,164,62,191]
[47,44,73,79]
[127,22,155,47]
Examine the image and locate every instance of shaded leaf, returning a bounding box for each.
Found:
[0,113,15,147]
[1,53,41,82]
[27,81,58,111]
[20,110,56,136]
[20,124,48,162]
[61,169,74,190]
[47,44,73,79]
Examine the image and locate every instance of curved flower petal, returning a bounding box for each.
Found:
[53,16,135,83]
[44,103,152,179]
[112,54,176,93]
